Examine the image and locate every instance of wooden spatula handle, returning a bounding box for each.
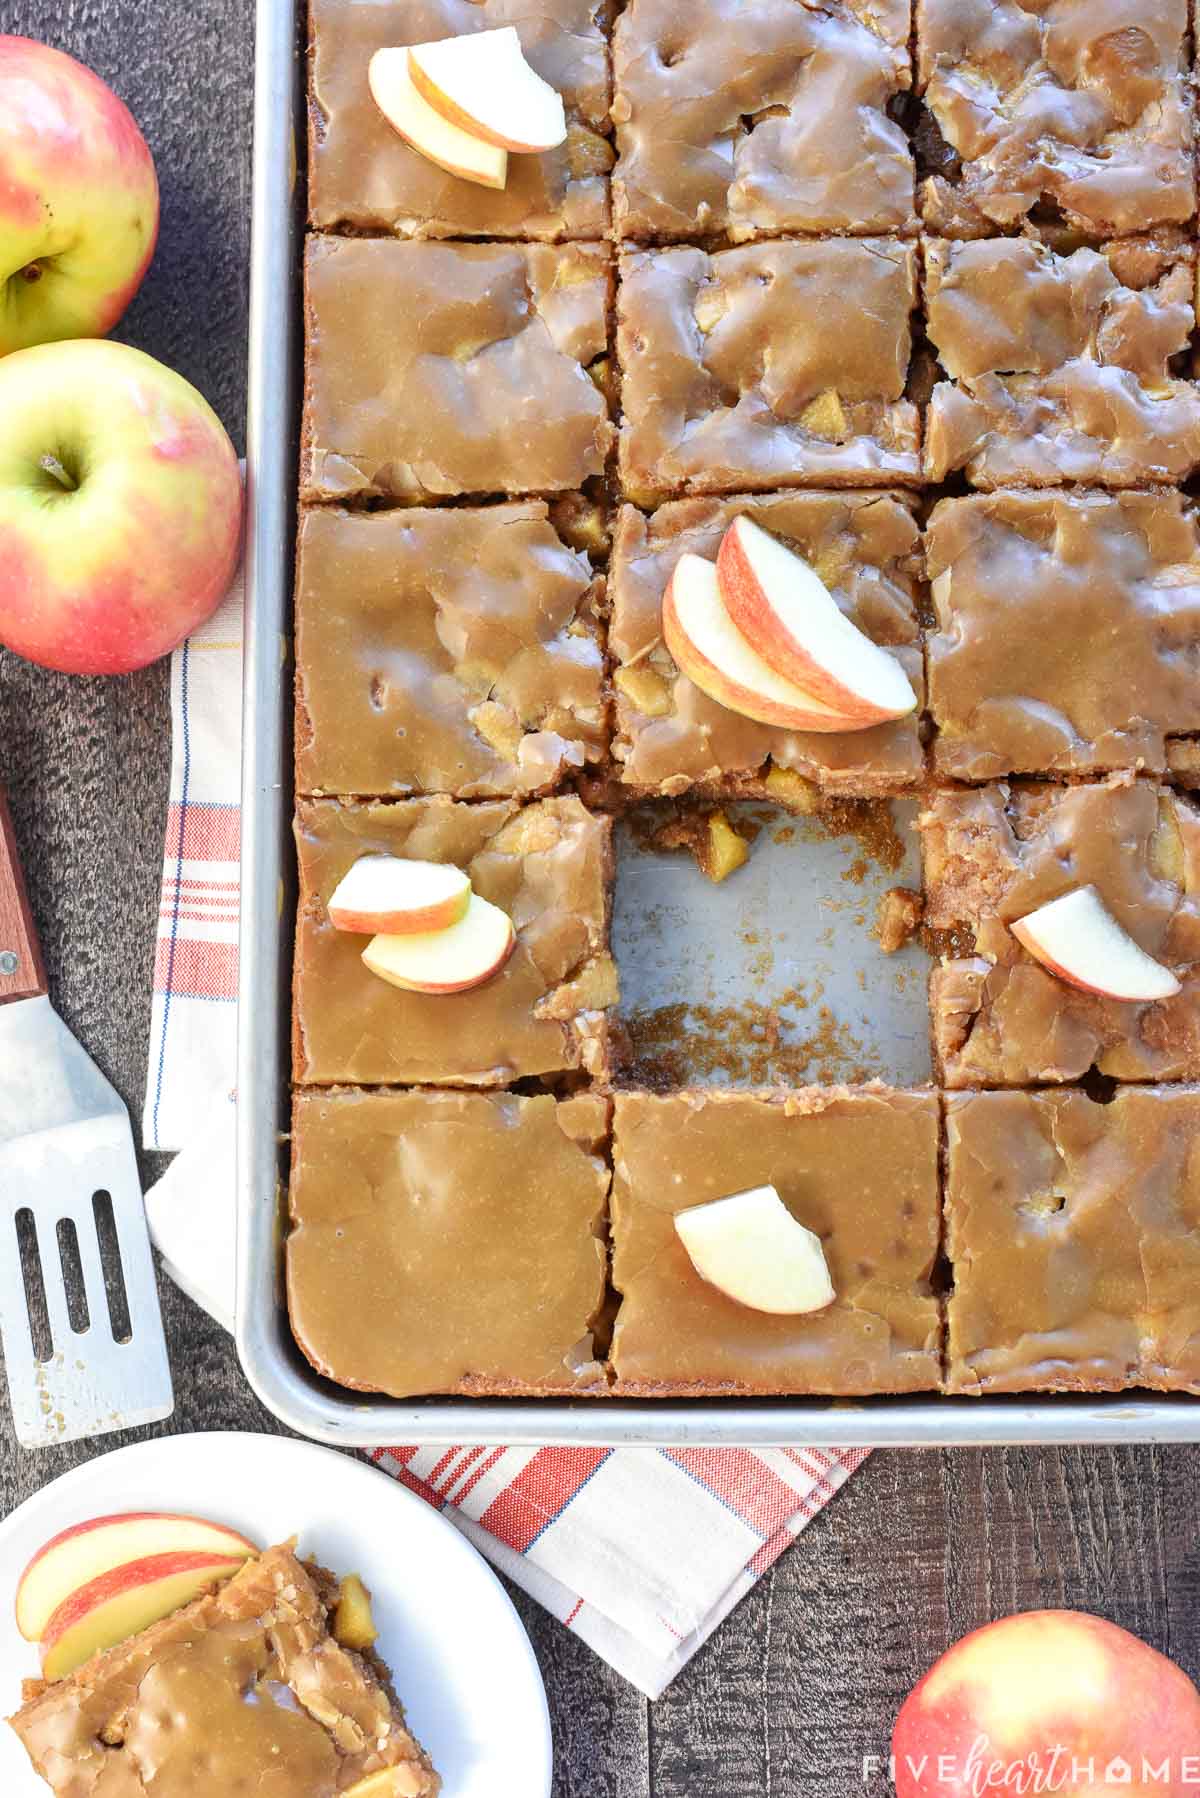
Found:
[0,789,47,1004]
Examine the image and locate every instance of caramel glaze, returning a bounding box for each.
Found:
[922,777,1200,1087]
[616,239,921,503]
[611,0,914,240]
[945,1087,1200,1394]
[8,1546,438,1798]
[288,1089,610,1398]
[309,0,612,240]
[609,1087,941,1396]
[917,0,1194,237]
[295,504,606,800]
[302,238,613,503]
[927,490,1200,782]
[293,796,616,1087]
[924,235,1200,487]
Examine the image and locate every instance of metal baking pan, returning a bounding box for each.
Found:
[234,0,1200,1446]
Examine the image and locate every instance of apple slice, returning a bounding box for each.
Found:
[1009,885,1182,1003]
[368,47,508,190]
[407,27,567,154]
[717,515,917,725]
[363,893,515,995]
[16,1512,256,1643]
[676,1186,835,1315]
[663,554,864,732]
[328,856,472,937]
[39,1552,249,1680]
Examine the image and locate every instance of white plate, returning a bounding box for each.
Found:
[0,1432,552,1796]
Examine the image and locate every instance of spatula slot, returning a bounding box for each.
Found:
[93,1190,132,1344]
[14,1208,52,1363]
[56,1218,90,1335]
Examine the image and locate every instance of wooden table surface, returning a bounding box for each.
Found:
[3,5,1200,1793]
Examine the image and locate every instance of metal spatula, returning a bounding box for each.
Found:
[0,789,173,1448]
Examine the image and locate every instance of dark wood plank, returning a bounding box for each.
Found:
[647,1447,1200,1797]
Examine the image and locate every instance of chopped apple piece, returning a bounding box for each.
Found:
[717,516,917,725]
[1009,885,1182,1003]
[368,48,508,190]
[335,1574,379,1651]
[408,27,567,154]
[799,389,847,440]
[363,893,515,995]
[328,855,472,937]
[15,1512,256,1643]
[40,1553,248,1680]
[345,1768,431,1798]
[662,554,863,733]
[764,764,820,813]
[614,662,673,717]
[699,811,750,883]
[675,1185,836,1316]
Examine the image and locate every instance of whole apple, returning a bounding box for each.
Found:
[0,36,158,355]
[0,338,241,674]
[892,1610,1200,1798]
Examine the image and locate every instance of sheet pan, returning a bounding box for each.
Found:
[234,0,1200,1445]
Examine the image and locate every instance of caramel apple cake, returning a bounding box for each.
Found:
[9,1543,439,1797]
[291,0,1200,1400]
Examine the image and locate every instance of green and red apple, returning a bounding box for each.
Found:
[0,36,158,355]
[893,1611,1200,1797]
[0,337,242,673]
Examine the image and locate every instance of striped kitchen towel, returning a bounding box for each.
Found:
[376,1444,868,1696]
[141,561,243,1153]
[140,542,869,1700]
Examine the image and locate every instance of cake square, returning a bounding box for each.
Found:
[9,1544,439,1796]
[915,0,1194,239]
[308,0,611,241]
[293,796,616,1086]
[924,235,1200,487]
[926,490,1200,782]
[288,1088,610,1397]
[921,777,1200,1087]
[302,238,613,503]
[610,1088,941,1395]
[609,492,924,799]
[945,1087,1200,1394]
[616,239,920,505]
[295,502,607,800]
[611,0,915,241]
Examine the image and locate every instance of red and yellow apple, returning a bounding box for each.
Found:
[15,1510,255,1642]
[716,515,916,725]
[40,1550,249,1679]
[662,553,861,732]
[328,856,472,936]
[407,27,567,154]
[1010,886,1181,1004]
[0,36,158,355]
[363,893,516,995]
[893,1611,1200,1798]
[0,337,241,674]
[369,47,508,190]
